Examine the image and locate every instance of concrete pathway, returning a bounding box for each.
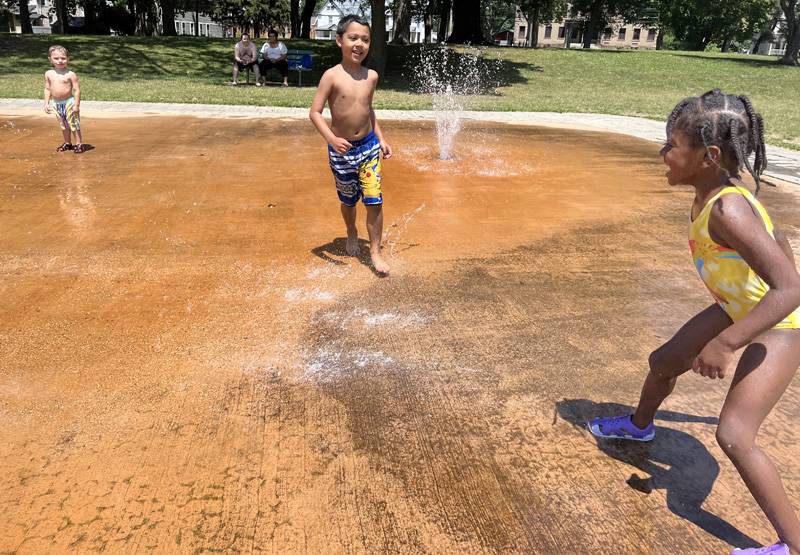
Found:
[3,97,799,185]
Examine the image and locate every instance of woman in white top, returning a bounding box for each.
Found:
[259,29,289,87]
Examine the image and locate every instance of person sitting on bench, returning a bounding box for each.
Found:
[232,33,261,86]
[259,29,289,87]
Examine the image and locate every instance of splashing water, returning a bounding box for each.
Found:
[383,203,426,257]
[411,46,498,160]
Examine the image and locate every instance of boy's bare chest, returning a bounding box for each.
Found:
[49,72,72,86]
[331,80,371,106]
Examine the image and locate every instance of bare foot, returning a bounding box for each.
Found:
[370,250,390,275]
[345,235,360,256]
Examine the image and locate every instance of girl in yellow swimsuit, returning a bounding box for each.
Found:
[590,90,800,555]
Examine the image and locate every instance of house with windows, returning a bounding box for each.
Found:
[311,0,434,43]
[752,14,788,56]
[6,0,67,33]
[172,12,226,38]
[514,7,659,49]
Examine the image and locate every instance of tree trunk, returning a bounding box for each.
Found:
[290,0,299,37]
[423,1,432,43]
[656,27,663,49]
[526,6,540,48]
[447,0,483,44]
[19,0,33,33]
[194,1,199,36]
[53,0,68,33]
[721,37,731,52]
[582,1,602,49]
[391,0,411,44]
[437,0,451,43]
[779,0,799,65]
[299,0,314,38]
[160,0,176,35]
[368,0,387,75]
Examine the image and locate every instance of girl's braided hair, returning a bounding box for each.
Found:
[666,89,768,195]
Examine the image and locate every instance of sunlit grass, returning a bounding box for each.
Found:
[1,34,798,149]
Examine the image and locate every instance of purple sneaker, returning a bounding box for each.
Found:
[731,542,790,554]
[587,415,655,442]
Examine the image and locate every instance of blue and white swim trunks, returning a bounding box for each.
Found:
[328,130,383,206]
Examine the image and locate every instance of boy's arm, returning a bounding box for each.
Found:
[368,71,392,159]
[309,71,351,153]
[71,72,80,112]
[234,44,242,62]
[43,72,51,113]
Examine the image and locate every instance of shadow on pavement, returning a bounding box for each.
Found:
[556,398,760,550]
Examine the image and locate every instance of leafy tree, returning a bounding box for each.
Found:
[779,0,799,64]
[210,0,288,36]
[654,0,774,51]
[481,0,515,39]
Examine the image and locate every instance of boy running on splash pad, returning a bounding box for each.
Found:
[309,14,393,275]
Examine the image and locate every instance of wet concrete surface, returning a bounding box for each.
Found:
[3,115,800,553]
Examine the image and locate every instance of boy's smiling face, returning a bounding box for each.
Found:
[337,22,370,65]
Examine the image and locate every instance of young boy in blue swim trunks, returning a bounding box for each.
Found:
[44,45,85,154]
[309,14,393,275]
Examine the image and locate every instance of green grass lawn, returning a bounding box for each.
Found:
[1,34,799,150]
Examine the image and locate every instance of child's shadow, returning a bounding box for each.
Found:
[311,237,384,276]
[555,399,760,549]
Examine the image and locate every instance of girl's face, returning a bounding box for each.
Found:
[660,128,707,186]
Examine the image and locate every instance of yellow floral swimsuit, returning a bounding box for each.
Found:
[688,185,800,329]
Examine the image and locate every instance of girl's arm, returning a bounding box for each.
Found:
[695,195,800,377]
[71,72,80,111]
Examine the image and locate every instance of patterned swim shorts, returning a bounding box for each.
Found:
[51,96,80,132]
[327,130,382,207]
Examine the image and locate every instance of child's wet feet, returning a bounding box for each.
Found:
[345,235,360,256]
[370,250,390,275]
[56,143,73,152]
[732,542,790,554]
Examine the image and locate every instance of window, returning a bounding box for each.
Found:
[618,27,626,40]
[647,28,657,41]
[557,26,565,39]
[189,22,194,34]
[518,25,526,39]
[633,28,641,41]
[602,27,612,40]
[544,25,552,39]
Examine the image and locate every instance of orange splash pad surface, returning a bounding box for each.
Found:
[3,115,800,553]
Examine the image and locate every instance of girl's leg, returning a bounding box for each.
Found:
[61,126,72,146]
[717,329,800,552]
[632,304,732,428]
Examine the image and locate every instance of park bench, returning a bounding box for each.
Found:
[286,50,314,86]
